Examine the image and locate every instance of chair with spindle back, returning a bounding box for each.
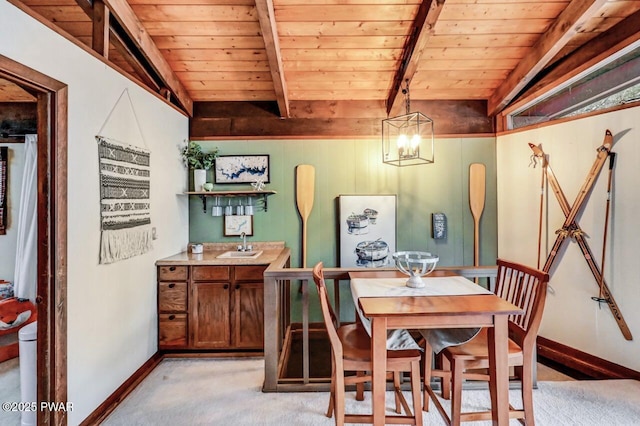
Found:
[423,259,549,425]
[312,262,423,426]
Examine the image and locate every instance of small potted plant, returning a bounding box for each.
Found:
[180,141,218,191]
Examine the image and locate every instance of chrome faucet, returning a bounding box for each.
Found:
[239,232,247,251]
[237,232,253,252]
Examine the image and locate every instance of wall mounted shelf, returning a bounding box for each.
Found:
[185,190,277,212]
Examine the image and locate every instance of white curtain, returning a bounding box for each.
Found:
[13,134,37,301]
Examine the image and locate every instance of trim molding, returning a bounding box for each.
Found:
[79,352,163,425]
[496,99,640,136]
[537,336,640,380]
[1,54,69,426]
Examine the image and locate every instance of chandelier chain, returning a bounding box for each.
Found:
[404,79,411,115]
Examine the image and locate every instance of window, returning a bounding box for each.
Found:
[509,41,640,129]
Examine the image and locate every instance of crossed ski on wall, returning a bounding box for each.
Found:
[529,130,632,341]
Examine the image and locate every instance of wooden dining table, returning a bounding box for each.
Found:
[350,270,523,426]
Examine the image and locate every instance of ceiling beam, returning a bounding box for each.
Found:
[190,100,493,139]
[91,0,109,59]
[487,0,608,116]
[385,0,446,117]
[102,0,193,115]
[109,30,161,92]
[75,0,161,97]
[255,0,290,118]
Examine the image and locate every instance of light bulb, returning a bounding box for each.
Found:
[397,134,408,149]
[411,134,421,149]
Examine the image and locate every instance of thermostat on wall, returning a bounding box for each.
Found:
[432,213,447,240]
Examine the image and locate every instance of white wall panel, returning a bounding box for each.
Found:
[0,1,189,422]
[497,109,640,371]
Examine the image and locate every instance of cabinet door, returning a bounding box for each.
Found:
[191,282,231,348]
[232,282,264,349]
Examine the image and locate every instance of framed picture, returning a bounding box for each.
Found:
[338,194,397,268]
[224,215,253,236]
[214,155,270,184]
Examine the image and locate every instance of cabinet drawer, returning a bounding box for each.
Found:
[158,282,187,312]
[234,265,267,281]
[158,266,188,281]
[192,266,230,281]
[159,313,188,348]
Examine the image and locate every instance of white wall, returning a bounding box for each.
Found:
[1,2,190,423]
[0,142,25,283]
[497,107,640,371]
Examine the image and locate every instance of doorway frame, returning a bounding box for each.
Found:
[0,54,67,425]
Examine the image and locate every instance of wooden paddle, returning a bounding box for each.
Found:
[296,165,315,267]
[469,163,486,268]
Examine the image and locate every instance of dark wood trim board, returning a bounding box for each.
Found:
[537,336,640,380]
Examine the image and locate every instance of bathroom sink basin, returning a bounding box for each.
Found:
[216,250,263,259]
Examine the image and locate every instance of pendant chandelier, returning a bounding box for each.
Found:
[382,79,434,166]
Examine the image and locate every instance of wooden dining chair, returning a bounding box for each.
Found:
[312,262,423,426]
[423,259,549,426]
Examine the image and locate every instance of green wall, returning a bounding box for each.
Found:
[189,137,497,320]
[190,137,497,267]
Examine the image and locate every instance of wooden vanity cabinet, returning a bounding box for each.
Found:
[157,264,266,352]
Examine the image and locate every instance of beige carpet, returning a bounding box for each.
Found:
[102,358,640,426]
[0,358,20,426]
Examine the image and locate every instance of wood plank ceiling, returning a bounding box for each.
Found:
[8,0,640,137]
[0,78,37,102]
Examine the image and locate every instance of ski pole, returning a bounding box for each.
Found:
[592,152,616,306]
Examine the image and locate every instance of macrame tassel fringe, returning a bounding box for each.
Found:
[100,225,153,264]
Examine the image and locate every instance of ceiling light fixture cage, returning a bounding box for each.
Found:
[382,79,434,166]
